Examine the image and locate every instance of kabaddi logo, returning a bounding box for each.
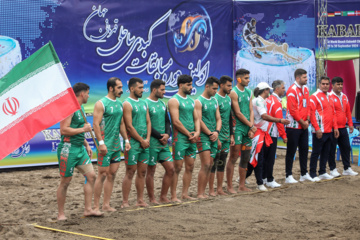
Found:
[166,2,213,67]
[2,97,20,116]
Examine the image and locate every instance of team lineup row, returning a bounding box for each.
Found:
[56,69,358,220]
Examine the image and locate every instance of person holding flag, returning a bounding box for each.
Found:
[247,82,289,191]
[57,83,103,220]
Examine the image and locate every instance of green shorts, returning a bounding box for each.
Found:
[172,139,197,161]
[125,146,149,166]
[57,143,91,177]
[234,128,252,147]
[148,147,173,166]
[217,140,230,154]
[97,150,121,167]
[196,134,218,158]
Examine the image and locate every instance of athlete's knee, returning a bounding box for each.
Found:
[106,171,116,181]
[137,168,147,178]
[125,168,136,179]
[85,171,96,183]
[166,166,175,176]
[217,152,228,172]
[185,163,194,173]
[239,149,250,168]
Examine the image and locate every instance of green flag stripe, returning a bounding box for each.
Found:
[0,41,60,96]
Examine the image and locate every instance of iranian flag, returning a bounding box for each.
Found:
[0,41,80,160]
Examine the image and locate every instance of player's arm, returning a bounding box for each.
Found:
[331,99,339,138]
[159,108,172,145]
[273,104,287,140]
[120,116,131,151]
[287,91,308,128]
[146,109,151,142]
[229,91,252,128]
[123,101,145,143]
[168,98,191,138]
[309,97,322,139]
[60,113,92,136]
[83,139,92,157]
[345,97,354,133]
[195,100,211,135]
[213,106,222,141]
[93,101,107,155]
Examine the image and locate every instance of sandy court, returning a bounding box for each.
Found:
[1,149,360,239]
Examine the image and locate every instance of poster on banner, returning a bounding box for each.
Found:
[233,0,316,93]
[1,0,233,113]
[316,0,360,61]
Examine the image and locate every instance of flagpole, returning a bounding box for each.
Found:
[80,110,99,152]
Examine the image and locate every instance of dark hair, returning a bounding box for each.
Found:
[219,75,233,85]
[294,68,307,79]
[272,80,284,90]
[128,77,143,89]
[253,87,266,98]
[319,76,330,84]
[205,76,220,86]
[250,18,256,24]
[73,83,90,97]
[177,74,192,87]
[150,79,165,91]
[332,76,343,85]
[235,68,250,77]
[107,77,121,91]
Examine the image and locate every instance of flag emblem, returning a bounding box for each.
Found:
[2,97,20,116]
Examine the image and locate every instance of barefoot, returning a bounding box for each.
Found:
[121,202,130,208]
[197,194,209,199]
[149,199,160,205]
[84,209,104,217]
[217,190,228,196]
[102,206,116,212]
[209,192,217,197]
[159,196,171,204]
[238,186,252,192]
[181,195,197,200]
[136,200,148,207]
[171,197,182,203]
[227,187,237,194]
[57,215,67,221]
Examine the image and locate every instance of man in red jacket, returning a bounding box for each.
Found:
[263,80,288,188]
[328,77,358,176]
[285,69,313,183]
[309,76,339,181]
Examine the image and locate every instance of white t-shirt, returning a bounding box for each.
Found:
[252,96,269,132]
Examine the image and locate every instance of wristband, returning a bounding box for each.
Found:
[125,139,129,144]
[250,125,254,129]
[99,140,105,145]
[279,118,282,123]
[214,130,220,134]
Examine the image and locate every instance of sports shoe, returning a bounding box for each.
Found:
[319,173,334,180]
[285,175,298,184]
[343,168,359,176]
[257,184,268,191]
[330,168,341,178]
[266,180,281,188]
[299,173,314,182]
[262,178,267,184]
[312,176,321,182]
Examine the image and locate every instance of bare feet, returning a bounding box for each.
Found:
[171,197,182,203]
[136,200,148,207]
[209,192,217,197]
[217,190,228,196]
[227,187,237,194]
[238,186,252,192]
[121,202,130,208]
[84,209,104,217]
[149,199,160,205]
[102,206,116,212]
[197,194,209,199]
[181,195,196,200]
[57,215,67,221]
[159,196,171,204]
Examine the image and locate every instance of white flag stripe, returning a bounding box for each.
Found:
[0,63,71,130]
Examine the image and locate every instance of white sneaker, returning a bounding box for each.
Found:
[319,173,334,180]
[312,176,321,182]
[257,184,268,191]
[285,175,298,184]
[266,180,281,188]
[343,168,359,176]
[330,168,341,178]
[299,173,314,182]
[263,178,267,184]
[236,177,240,183]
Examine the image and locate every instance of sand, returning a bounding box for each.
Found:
[1,149,360,240]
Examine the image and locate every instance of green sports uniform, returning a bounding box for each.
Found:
[215,93,232,153]
[233,86,252,147]
[146,98,173,166]
[57,106,91,177]
[171,94,197,160]
[196,95,218,158]
[124,97,149,165]
[96,97,123,167]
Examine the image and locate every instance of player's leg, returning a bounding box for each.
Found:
[102,153,121,211]
[158,150,174,203]
[182,154,196,200]
[216,149,229,195]
[197,150,212,198]
[57,175,72,220]
[171,142,186,202]
[93,151,111,211]
[135,149,149,207]
[82,168,103,217]
[121,149,138,208]
[209,152,220,196]
[226,144,241,193]
[238,138,252,192]
[146,148,158,204]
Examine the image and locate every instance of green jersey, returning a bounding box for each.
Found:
[233,86,252,130]
[61,106,86,146]
[215,93,231,142]
[98,97,123,152]
[171,94,195,141]
[197,95,218,139]
[124,97,148,143]
[146,98,167,149]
